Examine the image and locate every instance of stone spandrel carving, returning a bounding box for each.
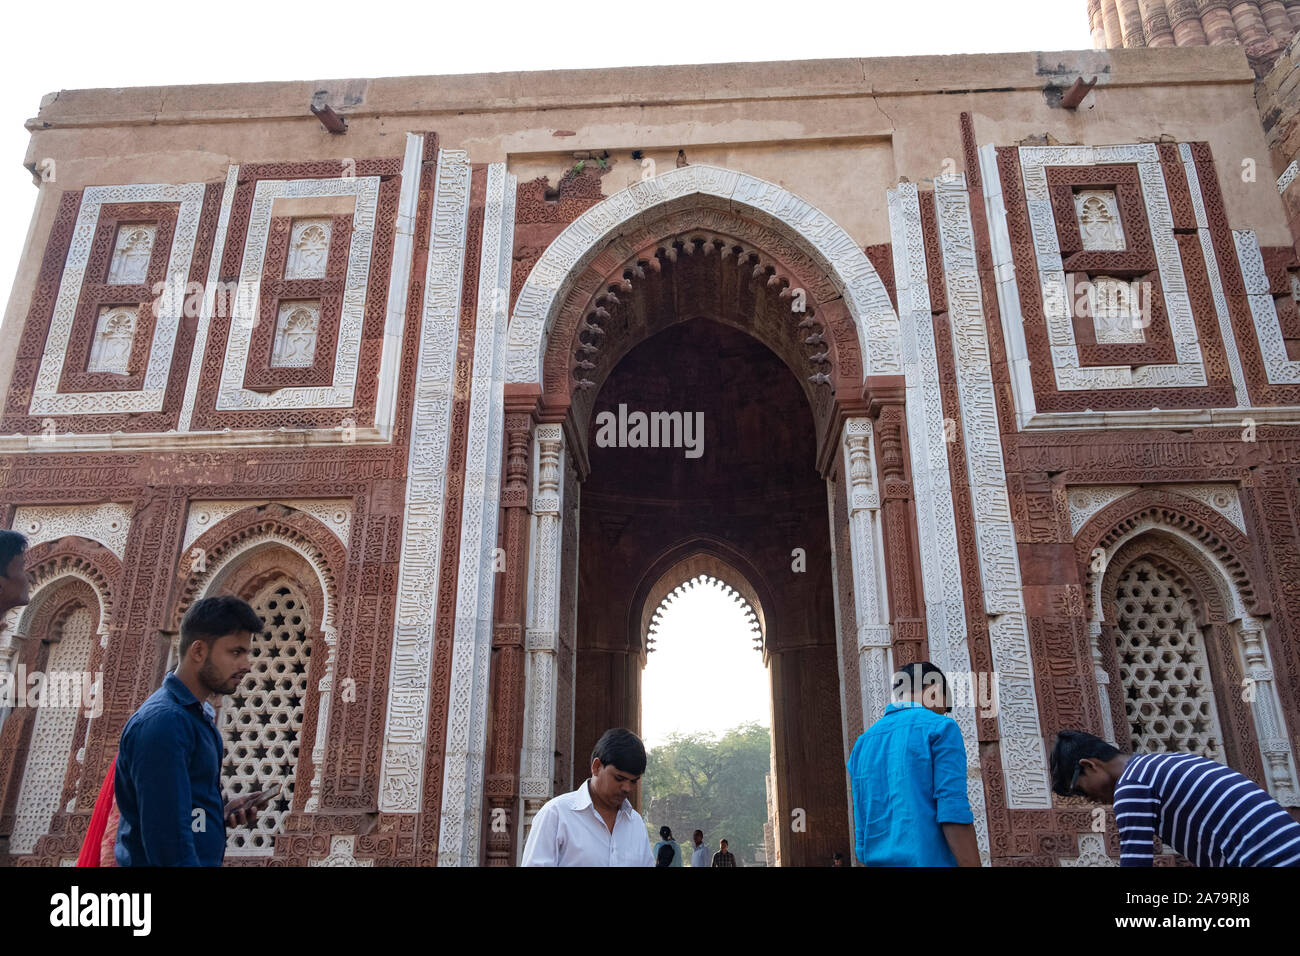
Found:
[12,502,133,559]
[1075,190,1125,251]
[507,164,899,385]
[1060,833,1117,867]
[87,307,138,374]
[106,224,156,285]
[307,835,373,866]
[284,218,331,280]
[270,300,321,368]
[183,499,352,551]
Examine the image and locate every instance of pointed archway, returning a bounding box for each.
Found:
[496,167,944,868]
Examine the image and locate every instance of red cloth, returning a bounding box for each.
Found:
[76,758,117,867]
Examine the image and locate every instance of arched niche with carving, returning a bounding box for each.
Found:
[166,503,346,855]
[0,535,120,864]
[1075,489,1299,807]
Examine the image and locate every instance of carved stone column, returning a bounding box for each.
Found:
[303,622,338,813]
[872,398,926,669]
[516,423,566,858]
[1118,0,1149,44]
[1199,0,1242,43]
[841,418,892,725]
[1168,0,1210,43]
[1089,0,1107,46]
[1102,0,1126,45]
[1088,621,1115,745]
[1229,0,1271,45]
[483,405,534,865]
[1140,0,1177,43]
[1259,0,1295,41]
[1239,621,1300,805]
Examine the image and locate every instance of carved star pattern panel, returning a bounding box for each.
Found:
[1114,559,1225,760]
[221,580,312,854]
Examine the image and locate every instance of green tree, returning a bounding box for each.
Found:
[642,722,770,866]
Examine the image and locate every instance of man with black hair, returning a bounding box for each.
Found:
[846,661,980,866]
[711,838,736,867]
[1051,729,1300,866]
[115,595,268,866]
[0,530,31,619]
[521,727,656,866]
[690,828,710,868]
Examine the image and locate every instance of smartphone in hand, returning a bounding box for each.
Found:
[250,782,281,808]
[226,783,281,826]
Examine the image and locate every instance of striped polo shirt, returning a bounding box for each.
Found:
[1113,752,1300,867]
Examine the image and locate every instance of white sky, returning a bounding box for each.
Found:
[0,1,1088,736]
[0,1,1088,316]
[641,579,772,745]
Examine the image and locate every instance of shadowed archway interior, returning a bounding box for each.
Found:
[573,317,849,866]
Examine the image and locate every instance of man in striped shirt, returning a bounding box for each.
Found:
[1050,730,1300,867]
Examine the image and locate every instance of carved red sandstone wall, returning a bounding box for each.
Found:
[0,140,448,866]
[958,111,1300,861]
[189,159,401,432]
[5,106,1300,867]
[2,185,222,435]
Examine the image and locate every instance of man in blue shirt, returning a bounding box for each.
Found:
[846,661,980,866]
[115,595,266,866]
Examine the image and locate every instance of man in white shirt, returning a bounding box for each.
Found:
[521,727,656,866]
[690,829,711,868]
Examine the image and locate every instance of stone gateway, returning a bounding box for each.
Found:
[3,21,1300,865]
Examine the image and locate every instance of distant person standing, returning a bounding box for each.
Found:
[690,829,711,868]
[711,839,737,867]
[521,727,656,866]
[846,661,980,867]
[652,825,683,867]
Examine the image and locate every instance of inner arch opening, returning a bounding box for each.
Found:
[572,314,850,866]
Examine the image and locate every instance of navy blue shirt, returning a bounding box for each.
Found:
[114,673,226,866]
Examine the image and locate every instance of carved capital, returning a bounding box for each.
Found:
[843,418,879,512]
[526,628,557,653]
[857,623,893,652]
[533,424,564,517]
[501,415,533,509]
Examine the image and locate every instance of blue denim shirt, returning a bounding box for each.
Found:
[114,673,226,866]
[846,701,973,866]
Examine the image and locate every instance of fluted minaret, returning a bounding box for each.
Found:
[1088,0,1300,73]
[1088,0,1300,256]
